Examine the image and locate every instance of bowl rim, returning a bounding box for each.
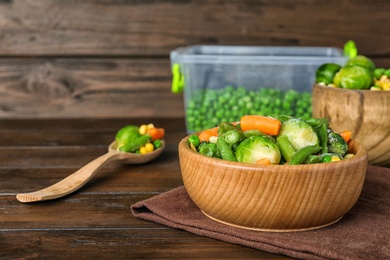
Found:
[179,134,368,170]
[313,83,390,94]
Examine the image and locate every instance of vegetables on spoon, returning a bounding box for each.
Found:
[115,123,165,153]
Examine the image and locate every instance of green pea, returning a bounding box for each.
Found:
[322,155,332,163]
[153,139,163,149]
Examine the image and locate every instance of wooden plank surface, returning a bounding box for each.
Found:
[0,0,388,57]
[0,0,389,119]
[0,118,291,259]
[0,58,183,118]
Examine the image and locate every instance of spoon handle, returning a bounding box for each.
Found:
[16,151,121,203]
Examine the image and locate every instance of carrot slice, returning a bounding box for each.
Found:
[146,127,165,141]
[340,130,352,143]
[240,115,281,136]
[255,158,271,165]
[198,127,219,142]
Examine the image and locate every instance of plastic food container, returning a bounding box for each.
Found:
[170,45,348,133]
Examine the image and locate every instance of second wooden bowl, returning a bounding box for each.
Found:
[312,84,390,167]
[179,136,367,232]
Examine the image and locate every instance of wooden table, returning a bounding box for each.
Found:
[0,118,290,259]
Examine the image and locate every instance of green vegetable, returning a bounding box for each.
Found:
[153,139,163,149]
[188,135,201,151]
[345,55,375,72]
[119,134,151,153]
[223,129,244,145]
[306,154,320,164]
[276,135,295,163]
[305,118,329,128]
[289,145,322,165]
[218,122,240,135]
[217,137,237,162]
[188,135,200,147]
[328,132,348,157]
[236,135,281,164]
[315,63,342,85]
[115,125,140,148]
[198,142,218,157]
[374,68,386,80]
[343,40,358,59]
[278,118,319,151]
[333,65,373,90]
[316,123,328,153]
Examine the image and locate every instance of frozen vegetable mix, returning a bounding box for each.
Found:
[188,115,354,165]
[316,42,390,91]
[115,123,165,154]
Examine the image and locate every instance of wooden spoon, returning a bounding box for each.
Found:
[16,140,165,203]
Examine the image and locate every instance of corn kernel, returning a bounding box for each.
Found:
[344,153,355,159]
[370,86,382,91]
[139,125,147,135]
[145,142,154,153]
[331,155,341,162]
[139,146,148,154]
[209,136,218,144]
[146,123,155,130]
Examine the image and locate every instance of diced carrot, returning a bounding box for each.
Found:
[255,158,271,165]
[146,127,165,141]
[198,127,219,142]
[240,115,281,136]
[340,130,352,143]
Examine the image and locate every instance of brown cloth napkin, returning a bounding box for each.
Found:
[131,165,390,260]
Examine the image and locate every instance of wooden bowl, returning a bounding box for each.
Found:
[178,136,367,232]
[312,84,390,167]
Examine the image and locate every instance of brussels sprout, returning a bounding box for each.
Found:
[278,118,319,150]
[315,63,342,84]
[115,125,140,148]
[235,135,281,164]
[345,55,375,72]
[333,65,373,89]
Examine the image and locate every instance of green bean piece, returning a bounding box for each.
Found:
[223,129,244,145]
[218,122,239,135]
[217,136,237,162]
[277,136,296,163]
[243,129,266,138]
[316,123,328,153]
[198,142,218,157]
[270,114,294,123]
[119,134,151,153]
[306,155,320,164]
[305,118,329,128]
[289,145,322,165]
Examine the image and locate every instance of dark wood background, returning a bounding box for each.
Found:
[0,0,389,119]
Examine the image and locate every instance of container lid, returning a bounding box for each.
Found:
[170,45,347,65]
